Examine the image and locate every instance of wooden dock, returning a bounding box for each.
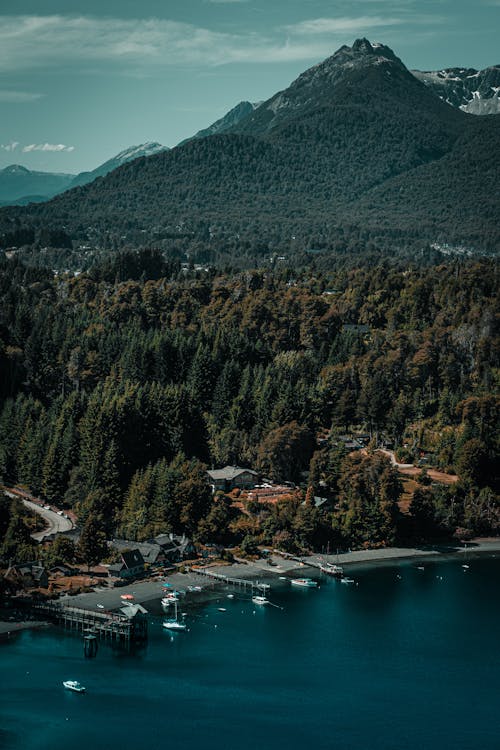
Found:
[31,601,147,643]
[187,567,270,595]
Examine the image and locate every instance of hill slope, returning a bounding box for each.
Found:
[1,39,498,254]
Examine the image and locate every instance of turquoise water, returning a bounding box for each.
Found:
[1,557,499,750]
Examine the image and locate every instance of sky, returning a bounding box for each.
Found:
[1,0,498,174]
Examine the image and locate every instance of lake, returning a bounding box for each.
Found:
[1,556,499,750]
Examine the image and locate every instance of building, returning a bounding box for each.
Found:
[207,466,260,492]
[152,533,197,563]
[108,549,145,580]
[4,562,49,589]
[110,539,165,567]
[118,603,148,641]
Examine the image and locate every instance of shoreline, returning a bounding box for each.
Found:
[1,538,498,635]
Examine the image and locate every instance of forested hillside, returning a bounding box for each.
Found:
[1,40,499,259]
[0,252,498,559]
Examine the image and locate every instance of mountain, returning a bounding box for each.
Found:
[1,39,499,255]
[0,143,169,206]
[413,65,500,115]
[179,101,260,145]
[69,141,168,188]
[0,164,74,204]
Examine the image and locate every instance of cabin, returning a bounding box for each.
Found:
[4,562,49,589]
[207,466,260,492]
[152,533,197,562]
[108,549,145,580]
[109,539,165,567]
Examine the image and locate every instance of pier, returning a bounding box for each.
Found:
[31,601,148,644]
[188,566,270,595]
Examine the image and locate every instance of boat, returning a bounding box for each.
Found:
[63,680,86,693]
[340,577,355,584]
[218,607,226,612]
[163,600,187,631]
[461,543,470,570]
[227,594,234,599]
[252,595,269,605]
[161,591,180,611]
[291,578,318,588]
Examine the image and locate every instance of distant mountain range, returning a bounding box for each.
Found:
[412,65,500,115]
[1,39,499,255]
[68,141,168,189]
[0,142,168,206]
[0,165,74,205]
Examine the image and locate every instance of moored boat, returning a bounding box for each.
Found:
[291,578,318,588]
[340,577,355,584]
[252,595,270,605]
[163,600,187,631]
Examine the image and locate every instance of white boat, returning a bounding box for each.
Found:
[161,592,180,611]
[340,577,355,584]
[252,595,269,605]
[163,600,187,631]
[63,680,86,693]
[291,578,318,588]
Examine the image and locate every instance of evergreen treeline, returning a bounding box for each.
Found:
[0,254,498,556]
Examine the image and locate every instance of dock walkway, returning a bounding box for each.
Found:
[31,601,147,643]
[187,566,270,595]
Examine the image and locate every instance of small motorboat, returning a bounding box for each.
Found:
[217,607,227,612]
[252,595,269,605]
[340,577,355,584]
[291,578,318,588]
[227,594,234,599]
[63,680,86,693]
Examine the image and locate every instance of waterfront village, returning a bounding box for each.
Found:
[3,417,497,649]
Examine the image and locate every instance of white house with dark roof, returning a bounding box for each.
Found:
[207,466,260,492]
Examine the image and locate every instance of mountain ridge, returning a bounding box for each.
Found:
[1,39,498,256]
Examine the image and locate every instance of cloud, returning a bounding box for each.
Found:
[0,89,44,102]
[22,143,75,152]
[283,17,403,35]
[1,141,19,152]
[0,13,434,72]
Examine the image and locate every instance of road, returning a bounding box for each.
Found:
[4,489,74,541]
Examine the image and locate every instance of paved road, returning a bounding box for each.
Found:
[25,499,73,541]
[4,490,74,541]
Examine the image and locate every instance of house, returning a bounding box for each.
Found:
[109,539,165,567]
[4,562,49,589]
[152,533,197,563]
[207,465,260,492]
[300,496,333,511]
[108,549,145,580]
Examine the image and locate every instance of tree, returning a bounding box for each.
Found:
[76,516,108,571]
